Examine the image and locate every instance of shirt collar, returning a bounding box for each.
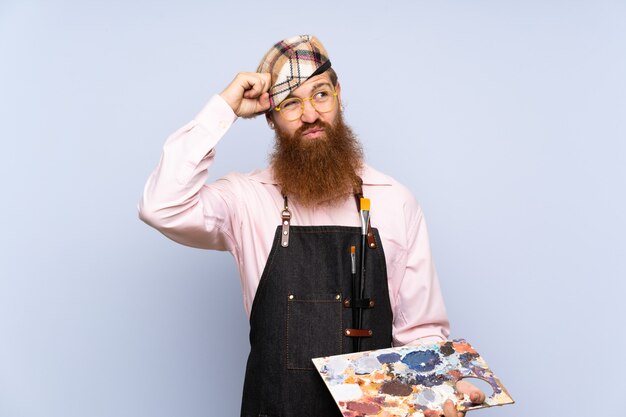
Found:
[248,164,393,186]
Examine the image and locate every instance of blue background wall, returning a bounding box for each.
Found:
[1,1,624,416]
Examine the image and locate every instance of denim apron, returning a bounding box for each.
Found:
[240,195,393,417]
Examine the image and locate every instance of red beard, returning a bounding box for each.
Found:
[270,112,364,207]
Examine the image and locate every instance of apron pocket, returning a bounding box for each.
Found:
[285,293,343,370]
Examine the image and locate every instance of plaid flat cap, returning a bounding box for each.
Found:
[257,35,332,108]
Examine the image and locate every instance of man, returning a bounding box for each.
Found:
[139,35,483,417]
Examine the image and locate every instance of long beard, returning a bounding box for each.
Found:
[270,112,364,207]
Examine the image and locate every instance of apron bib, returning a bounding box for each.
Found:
[241,197,393,417]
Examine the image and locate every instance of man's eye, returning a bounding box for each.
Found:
[314,91,330,101]
[281,99,300,110]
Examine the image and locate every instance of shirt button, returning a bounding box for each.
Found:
[218,121,227,129]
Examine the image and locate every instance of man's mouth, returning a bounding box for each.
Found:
[301,126,325,139]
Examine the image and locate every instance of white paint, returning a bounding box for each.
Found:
[329,384,363,402]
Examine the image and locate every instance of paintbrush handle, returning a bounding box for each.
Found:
[356,199,370,352]
[356,234,368,352]
[352,271,359,353]
[359,235,367,299]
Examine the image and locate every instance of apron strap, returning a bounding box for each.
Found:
[280,178,378,250]
[344,328,373,338]
[280,195,291,247]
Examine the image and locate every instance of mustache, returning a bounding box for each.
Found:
[294,120,331,137]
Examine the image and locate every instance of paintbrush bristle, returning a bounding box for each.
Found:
[360,198,370,211]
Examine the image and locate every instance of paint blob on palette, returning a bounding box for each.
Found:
[312,339,514,416]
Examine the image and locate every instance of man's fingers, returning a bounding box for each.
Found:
[456,379,485,404]
[423,400,464,417]
[242,73,270,98]
[443,399,464,417]
[470,390,485,404]
[259,72,271,85]
[256,92,271,112]
[221,72,272,116]
[242,78,263,98]
[396,381,483,417]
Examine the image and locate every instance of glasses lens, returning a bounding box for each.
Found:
[277,90,337,121]
[312,90,336,113]
[279,98,302,121]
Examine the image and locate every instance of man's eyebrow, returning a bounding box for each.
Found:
[309,82,332,92]
[287,82,333,100]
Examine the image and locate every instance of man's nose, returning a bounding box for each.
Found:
[300,99,320,123]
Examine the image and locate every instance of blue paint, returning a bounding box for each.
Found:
[354,355,381,375]
[416,388,437,405]
[459,352,480,368]
[411,372,451,387]
[377,352,402,363]
[401,349,442,372]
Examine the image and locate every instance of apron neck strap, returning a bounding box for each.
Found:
[281,177,377,249]
[352,177,364,212]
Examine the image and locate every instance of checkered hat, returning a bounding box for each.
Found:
[257,35,332,108]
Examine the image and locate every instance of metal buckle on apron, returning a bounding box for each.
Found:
[366,226,377,249]
[281,195,291,247]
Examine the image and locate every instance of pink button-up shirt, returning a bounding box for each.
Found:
[139,95,450,346]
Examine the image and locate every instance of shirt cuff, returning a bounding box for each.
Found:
[195,94,238,131]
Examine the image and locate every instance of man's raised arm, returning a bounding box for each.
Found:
[138,73,270,249]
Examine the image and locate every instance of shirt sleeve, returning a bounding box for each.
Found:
[392,196,451,346]
[138,94,240,251]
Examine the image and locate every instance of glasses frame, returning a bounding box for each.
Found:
[274,87,338,121]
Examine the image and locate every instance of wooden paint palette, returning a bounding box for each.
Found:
[312,339,514,416]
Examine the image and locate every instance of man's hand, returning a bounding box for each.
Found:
[219,72,272,118]
[423,379,486,417]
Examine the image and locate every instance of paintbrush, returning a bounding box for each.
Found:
[351,245,357,352]
[357,198,370,351]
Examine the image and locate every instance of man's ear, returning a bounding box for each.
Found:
[335,81,342,104]
[266,113,275,129]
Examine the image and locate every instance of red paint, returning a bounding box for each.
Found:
[346,401,382,415]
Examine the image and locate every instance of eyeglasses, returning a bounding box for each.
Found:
[274,89,338,121]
